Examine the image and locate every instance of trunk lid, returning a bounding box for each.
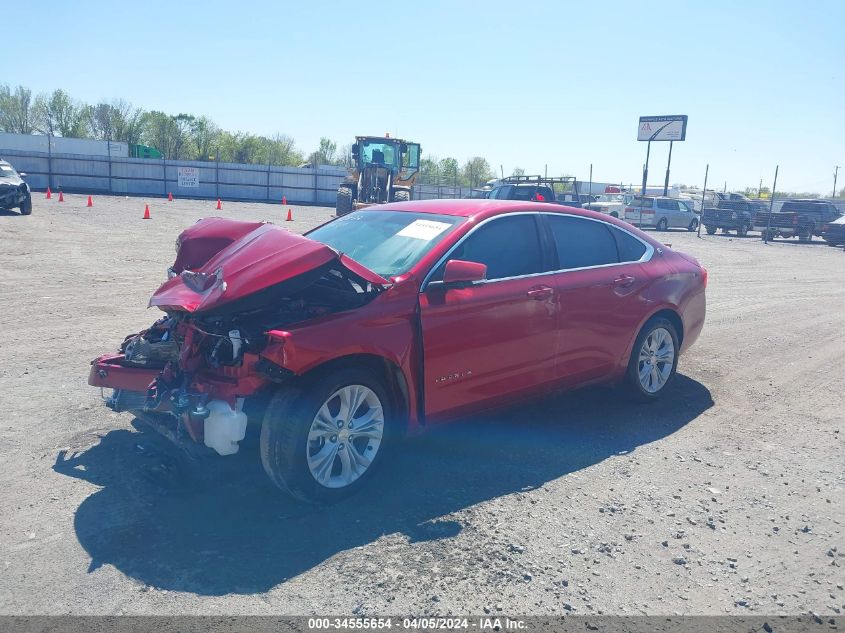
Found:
[150,220,388,314]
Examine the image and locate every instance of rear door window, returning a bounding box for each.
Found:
[656,199,679,211]
[547,215,620,270]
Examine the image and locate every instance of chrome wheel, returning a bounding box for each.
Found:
[306,384,384,488]
[637,327,675,393]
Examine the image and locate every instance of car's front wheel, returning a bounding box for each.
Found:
[688,218,699,232]
[260,366,394,503]
[19,196,32,215]
[625,317,679,402]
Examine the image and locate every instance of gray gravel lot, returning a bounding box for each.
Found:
[0,194,842,616]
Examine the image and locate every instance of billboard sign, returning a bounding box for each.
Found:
[638,115,688,141]
[177,166,200,188]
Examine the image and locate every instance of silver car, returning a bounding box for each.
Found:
[623,196,699,231]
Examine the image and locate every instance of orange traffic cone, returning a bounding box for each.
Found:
[143,204,151,220]
[58,191,64,202]
[46,187,52,199]
[216,198,222,210]
[282,196,287,206]
[87,195,93,207]
[286,209,293,221]
[168,192,173,202]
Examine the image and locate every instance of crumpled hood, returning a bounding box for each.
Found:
[150,219,388,314]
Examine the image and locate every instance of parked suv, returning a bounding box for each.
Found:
[0,159,32,215]
[486,175,584,206]
[623,196,699,231]
[89,201,707,503]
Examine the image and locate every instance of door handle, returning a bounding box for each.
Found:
[613,275,636,288]
[527,285,554,300]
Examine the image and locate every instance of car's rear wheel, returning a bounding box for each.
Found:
[705,225,717,235]
[737,223,748,237]
[656,218,668,231]
[260,366,394,503]
[625,317,679,402]
[19,196,32,215]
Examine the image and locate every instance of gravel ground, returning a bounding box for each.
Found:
[0,194,842,616]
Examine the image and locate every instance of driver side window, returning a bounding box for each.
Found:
[430,215,543,282]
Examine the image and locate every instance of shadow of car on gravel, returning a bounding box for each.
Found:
[54,374,712,596]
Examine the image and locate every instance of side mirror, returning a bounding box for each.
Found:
[439,259,487,288]
[18,172,26,179]
[351,143,358,154]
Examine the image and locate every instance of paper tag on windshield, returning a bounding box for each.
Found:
[396,219,451,241]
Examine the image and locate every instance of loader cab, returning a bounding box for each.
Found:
[353,137,421,178]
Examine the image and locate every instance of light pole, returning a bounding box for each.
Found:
[834,165,840,199]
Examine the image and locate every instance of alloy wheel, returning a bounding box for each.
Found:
[306,384,384,488]
[637,327,675,393]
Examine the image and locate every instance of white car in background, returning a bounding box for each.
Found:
[582,193,636,218]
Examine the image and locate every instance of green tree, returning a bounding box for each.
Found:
[438,157,459,185]
[461,156,494,188]
[0,85,37,134]
[33,89,89,137]
[314,137,337,165]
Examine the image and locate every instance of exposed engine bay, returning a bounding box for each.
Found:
[94,217,387,456]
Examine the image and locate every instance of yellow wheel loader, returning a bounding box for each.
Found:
[336,135,421,216]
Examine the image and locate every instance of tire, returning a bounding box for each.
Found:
[19,196,32,216]
[260,366,396,504]
[336,186,353,217]
[392,189,410,203]
[705,225,717,235]
[656,218,668,232]
[610,211,619,218]
[798,226,812,243]
[688,218,699,232]
[761,230,773,241]
[737,223,748,237]
[625,317,680,402]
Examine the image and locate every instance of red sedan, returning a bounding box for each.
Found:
[89,200,706,503]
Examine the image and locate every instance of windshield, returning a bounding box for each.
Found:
[306,210,463,278]
[359,141,399,169]
[0,165,17,177]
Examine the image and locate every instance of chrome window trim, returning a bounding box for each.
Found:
[420,211,655,291]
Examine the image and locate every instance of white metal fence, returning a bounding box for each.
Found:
[1,148,471,205]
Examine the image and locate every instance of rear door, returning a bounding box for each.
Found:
[544,214,652,384]
[419,213,559,421]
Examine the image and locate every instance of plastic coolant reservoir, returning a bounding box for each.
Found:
[203,399,248,456]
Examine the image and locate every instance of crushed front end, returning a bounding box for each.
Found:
[89,218,387,456]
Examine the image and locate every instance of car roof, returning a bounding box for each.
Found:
[363,198,647,226]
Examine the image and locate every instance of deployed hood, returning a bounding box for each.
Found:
[150,219,388,314]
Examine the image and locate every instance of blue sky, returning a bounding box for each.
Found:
[7,1,844,193]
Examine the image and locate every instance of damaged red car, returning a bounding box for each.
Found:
[89,200,707,502]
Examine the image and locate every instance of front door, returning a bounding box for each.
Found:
[419,214,559,421]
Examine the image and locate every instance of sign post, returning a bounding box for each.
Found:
[637,115,688,228]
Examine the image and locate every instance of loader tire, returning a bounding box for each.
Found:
[392,189,411,203]
[336,186,353,217]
